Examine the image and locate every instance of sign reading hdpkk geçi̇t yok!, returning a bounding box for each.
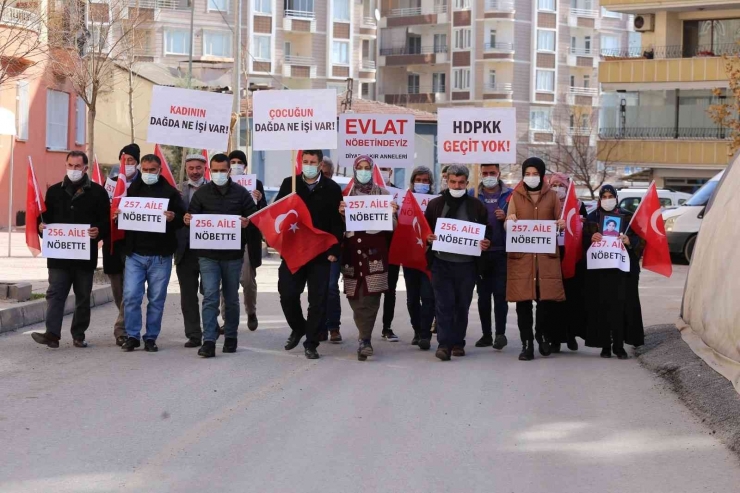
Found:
[344,195,394,232]
[432,218,485,257]
[338,114,415,169]
[42,224,91,260]
[189,214,241,250]
[437,107,516,164]
[117,198,170,233]
[505,220,557,254]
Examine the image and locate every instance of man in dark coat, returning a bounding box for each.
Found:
[31,151,110,348]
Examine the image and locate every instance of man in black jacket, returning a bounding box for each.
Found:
[274,149,344,360]
[31,151,111,349]
[112,154,185,353]
[185,153,258,358]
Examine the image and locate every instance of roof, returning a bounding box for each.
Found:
[117,62,226,90]
[240,94,437,123]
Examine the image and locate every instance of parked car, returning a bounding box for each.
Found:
[663,171,725,263]
[617,188,692,214]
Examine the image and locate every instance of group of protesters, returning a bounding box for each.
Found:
[30,144,644,362]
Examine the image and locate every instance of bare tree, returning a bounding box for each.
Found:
[0,0,46,88]
[708,56,740,155]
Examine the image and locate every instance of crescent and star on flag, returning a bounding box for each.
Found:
[275,210,300,234]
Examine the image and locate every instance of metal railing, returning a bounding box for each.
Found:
[601,43,740,60]
[362,16,377,26]
[570,7,598,18]
[385,85,446,95]
[485,83,513,92]
[484,42,514,51]
[388,4,448,17]
[284,55,315,65]
[284,9,316,19]
[485,0,515,11]
[379,45,448,56]
[361,59,376,70]
[0,6,41,31]
[569,86,598,95]
[569,47,594,56]
[127,0,189,9]
[599,127,729,140]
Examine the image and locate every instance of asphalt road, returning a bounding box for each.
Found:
[1,264,739,493]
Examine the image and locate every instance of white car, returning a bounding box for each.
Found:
[617,188,692,214]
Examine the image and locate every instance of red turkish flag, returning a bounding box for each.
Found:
[389,189,432,276]
[25,157,46,257]
[560,182,583,279]
[201,149,211,181]
[295,150,303,176]
[154,144,177,187]
[342,164,387,196]
[91,155,103,185]
[628,181,672,277]
[109,156,128,251]
[249,193,338,273]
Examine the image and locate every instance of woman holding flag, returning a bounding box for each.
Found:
[338,156,398,361]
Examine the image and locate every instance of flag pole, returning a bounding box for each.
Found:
[291,150,297,193]
[560,181,572,221]
[626,180,655,231]
[473,164,479,198]
[7,136,14,257]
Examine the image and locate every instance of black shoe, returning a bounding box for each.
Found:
[475,334,493,348]
[247,313,258,331]
[305,347,320,360]
[285,332,303,351]
[318,331,329,342]
[567,339,579,351]
[184,337,202,348]
[411,334,420,346]
[218,325,224,336]
[31,332,59,348]
[382,329,399,342]
[614,347,629,360]
[539,340,552,357]
[115,335,127,347]
[600,348,612,358]
[223,338,237,353]
[144,339,158,352]
[121,337,140,352]
[357,339,373,361]
[418,338,431,351]
[492,334,508,350]
[551,343,561,353]
[198,341,216,358]
[519,340,534,361]
[435,347,451,361]
[73,339,88,348]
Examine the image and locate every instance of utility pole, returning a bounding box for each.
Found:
[231,0,242,151]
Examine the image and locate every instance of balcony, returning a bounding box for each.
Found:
[283,12,317,33]
[483,82,513,101]
[0,6,41,32]
[567,86,598,106]
[282,55,317,79]
[567,48,598,68]
[127,0,189,9]
[529,129,555,144]
[599,127,728,140]
[388,5,448,17]
[484,0,515,13]
[597,139,730,167]
[568,7,600,30]
[566,130,597,147]
[383,86,447,106]
[483,42,515,60]
[381,4,448,28]
[379,45,448,66]
[361,59,377,70]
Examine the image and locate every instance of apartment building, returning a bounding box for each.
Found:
[377,0,632,160]
[126,0,379,97]
[597,1,736,192]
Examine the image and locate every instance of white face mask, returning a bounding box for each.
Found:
[381,171,391,184]
[211,172,229,186]
[481,176,499,189]
[601,198,617,211]
[142,172,159,186]
[66,169,84,182]
[188,176,205,187]
[230,164,245,176]
[523,176,541,189]
[413,183,430,194]
[553,186,567,199]
[355,169,372,184]
[440,179,448,190]
[449,188,466,198]
[303,165,319,180]
[124,165,137,179]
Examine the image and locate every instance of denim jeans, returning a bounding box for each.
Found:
[403,266,435,340]
[324,260,342,330]
[123,253,173,341]
[200,257,243,342]
[431,259,477,349]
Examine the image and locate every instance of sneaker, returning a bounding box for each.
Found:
[31,332,59,349]
[247,313,258,331]
[121,337,140,352]
[73,340,88,348]
[358,339,373,361]
[144,339,158,352]
[411,334,420,346]
[329,330,342,344]
[600,348,612,358]
[382,330,399,342]
[435,347,451,361]
[451,346,466,357]
[418,338,431,351]
[475,334,493,348]
[198,341,216,358]
[492,334,508,350]
[115,335,127,347]
[184,337,202,348]
[223,338,237,353]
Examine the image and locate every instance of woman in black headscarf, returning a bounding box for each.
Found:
[583,185,644,358]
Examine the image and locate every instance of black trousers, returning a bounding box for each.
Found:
[516,300,554,343]
[45,267,94,341]
[278,258,330,350]
[403,266,435,340]
[382,263,400,330]
[175,251,202,340]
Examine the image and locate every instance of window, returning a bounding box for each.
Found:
[408,35,421,54]
[432,72,446,92]
[569,75,575,87]
[90,24,109,53]
[571,36,576,51]
[208,0,228,11]
[284,41,292,56]
[538,0,555,11]
[454,28,471,50]
[601,34,621,55]
[254,35,271,60]
[75,97,85,145]
[583,74,590,88]
[454,0,470,9]
[433,33,447,53]
[453,68,470,90]
[530,108,553,131]
[16,80,29,140]
[569,114,575,129]
[601,7,622,18]
[361,83,370,99]
[535,70,554,91]
[333,0,349,20]
[332,41,349,64]
[489,29,496,47]
[537,30,555,51]
[408,74,420,94]
[203,31,232,57]
[584,36,591,53]
[254,0,272,14]
[285,0,314,15]
[46,90,69,150]
[488,69,496,87]
[164,29,190,55]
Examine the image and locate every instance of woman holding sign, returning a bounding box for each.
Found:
[583,185,644,359]
[505,157,566,361]
[338,156,398,361]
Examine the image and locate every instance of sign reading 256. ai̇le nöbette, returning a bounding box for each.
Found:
[437,107,516,164]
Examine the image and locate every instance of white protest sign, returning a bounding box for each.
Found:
[344,195,393,232]
[233,174,257,192]
[253,89,337,150]
[587,239,631,273]
[104,178,117,200]
[147,86,232,150]
[42,224,91,260]
[432,218,485,257]
[117,198,170,233]
[505,220,557,254]
[339,114,415,168]
[190,214,241,250]
[437,107,516,164]
[413,193,436,213]
[386,186,404,207]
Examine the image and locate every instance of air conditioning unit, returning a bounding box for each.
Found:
[633,14,654,32]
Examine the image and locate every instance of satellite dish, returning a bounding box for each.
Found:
[374,8,380,21]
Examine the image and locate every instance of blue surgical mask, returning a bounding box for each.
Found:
[212,172,229,186]
[356,169,372,184]
[303,165,319,180]
[141,172,159,185]
[413,183,430,194]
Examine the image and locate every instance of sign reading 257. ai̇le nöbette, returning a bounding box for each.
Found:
[437,107,516,164]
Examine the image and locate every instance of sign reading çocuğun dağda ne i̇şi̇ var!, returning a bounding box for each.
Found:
[338,114,415,169]
[437,107,516,164]
[147,86,233,150]
[252,89,338,151]
[42,224,91,260]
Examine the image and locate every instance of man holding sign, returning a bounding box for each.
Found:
[113,154,185,353]
[31,151,110,349]
[424,165,491,361]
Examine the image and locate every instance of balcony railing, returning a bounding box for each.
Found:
[601,43,740,60]
[284,55,315,65]
[570,7,598,18]
[485,42,514,51]
[599,127,729,140]
[361,59,376,70]
[362,16,377,26]
[569,86,598,95]
[285,9,315,19]
[485,0,515,11]
[485,83,513,92]
[388,4,448,17]
[380,45,448,56]
[386,85,446,95]
[0,6,40,31]
[128,0,189,9]
[569,47,594,56]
